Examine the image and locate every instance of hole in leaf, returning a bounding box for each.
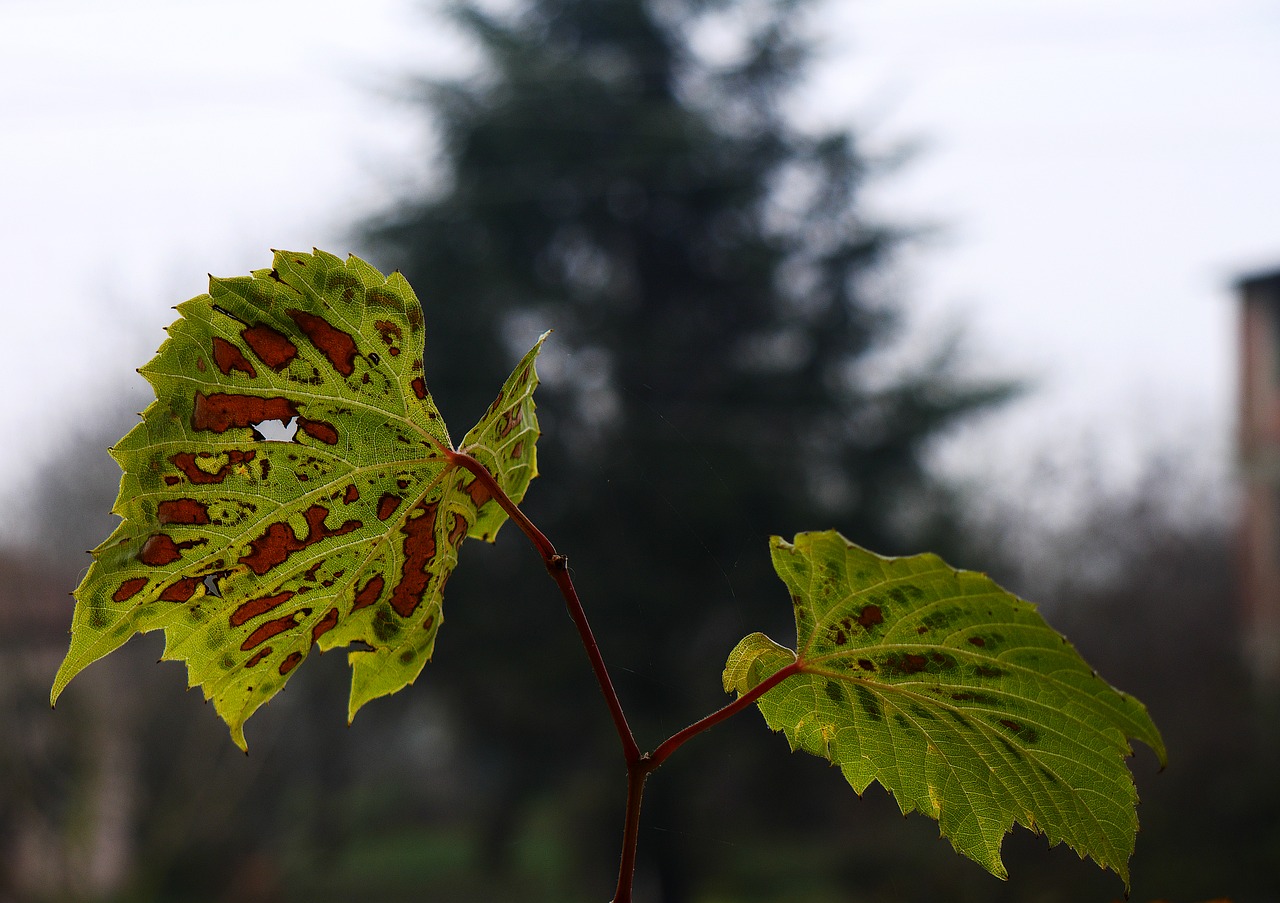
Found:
[252,417,298,442]
[202,572,227,598]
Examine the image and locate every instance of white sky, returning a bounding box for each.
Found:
[2,0,1277,532]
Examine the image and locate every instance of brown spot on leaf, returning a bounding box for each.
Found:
[999,718,1040,743]
[287,309,357,376]
[230,591,295,627]
[390,503,438,617]
[857,658,875,671]
[974,664,1005,679]
[883,652,929,676]
[298,418,339,445]
[968,636,986,647]
[376,494,403,521]
[857,604,883,630]
[211,337,257,378]
[463,477,491,508]
[245,647,272,668]
[352,575,384,611]
[159,577,201,602]
[138,534,185,566]
[374,319,402,346]
[312,607,340,643]
[448,512,469,546]
[343,484,359,504]
[112,577,148,603]
[170,450,257,485]
[241,324,298,370]
[366,285,396,308]
[238,505,361,576]
[497,406,524,438]
[157,499,210,525]
[164,476,181,486]
[278,651,304,675]
[396,479,409,490]
[240,611,307,651]
[833,629,847,646]
[192,392,297,434]
[327,271,361,304]
[411,377,427,400]
[511,440,524,459]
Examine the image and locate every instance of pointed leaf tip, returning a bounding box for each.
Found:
[52,249,548,747]
[729,530,1163,888]
[455,330,548,543]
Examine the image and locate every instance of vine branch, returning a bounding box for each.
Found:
[447,447,803,903]
[447,448,641,764]
[650,660,802,768]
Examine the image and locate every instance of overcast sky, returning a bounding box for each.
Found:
[2,0,1276,535]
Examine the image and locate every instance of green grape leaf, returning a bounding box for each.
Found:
[724,530,1165,887]
[51,249,547,750]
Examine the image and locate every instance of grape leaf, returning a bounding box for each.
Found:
[51,249,546,750]
[724,531,1165,887]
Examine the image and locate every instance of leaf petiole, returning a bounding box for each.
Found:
[649,660,803,768]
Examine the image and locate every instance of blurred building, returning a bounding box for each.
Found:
[1236,267,1280,683]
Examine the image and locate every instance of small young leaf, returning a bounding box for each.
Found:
[724,530,1165,887]
[51,250,546,750]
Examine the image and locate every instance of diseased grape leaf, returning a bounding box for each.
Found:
[51,249,546,750]
[724,531,1165,887]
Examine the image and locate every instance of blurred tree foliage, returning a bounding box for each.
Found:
[353,0,1010,897]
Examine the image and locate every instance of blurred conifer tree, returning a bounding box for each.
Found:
[357,0,1011,895]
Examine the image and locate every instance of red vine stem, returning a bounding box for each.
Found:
[447,449,641,764]
[609,660,804,902]
[446,447,805,903]
[611,759,651,903]
[649,659,803,768]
